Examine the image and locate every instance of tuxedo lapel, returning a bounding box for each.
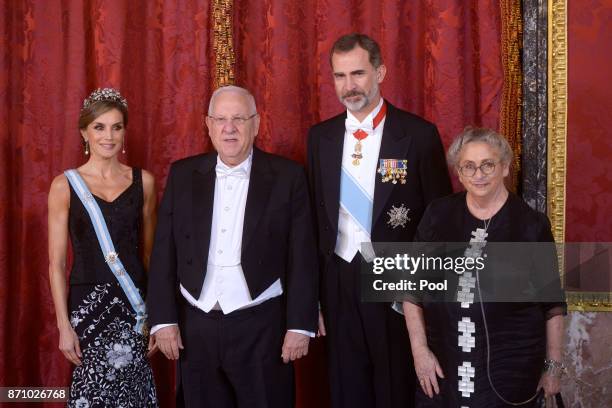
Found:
[242,148,274,252]
[320,115,346,231]
[372,103,414,227]
[192,155,217,262]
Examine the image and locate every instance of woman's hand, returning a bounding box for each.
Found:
[58,324,82,366]
[538,372,561,398]
[147,335,159,358]
[413,345,444,398]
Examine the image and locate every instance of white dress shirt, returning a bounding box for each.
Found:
[335,98,385,262]
[151,152,313,337]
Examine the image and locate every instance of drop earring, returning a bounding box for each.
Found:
[122,143,126,154]
[84,140,90,155]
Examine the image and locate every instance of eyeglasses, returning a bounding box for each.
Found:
[208,113,258,127]
[458,160,497,177]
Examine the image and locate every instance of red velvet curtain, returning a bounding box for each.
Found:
[1,1,503,407]
[234,0,503,165]
[1,1,214,407]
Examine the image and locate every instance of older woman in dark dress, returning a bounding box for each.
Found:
[403,127,566,407]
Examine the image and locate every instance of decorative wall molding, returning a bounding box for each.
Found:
[547,0,611,311]
[521,0,548,212]
[547,0,567,245]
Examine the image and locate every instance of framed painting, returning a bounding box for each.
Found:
[547,0,612,311]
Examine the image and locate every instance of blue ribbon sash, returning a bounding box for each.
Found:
[339,166,373,235]
[64,169,147,335]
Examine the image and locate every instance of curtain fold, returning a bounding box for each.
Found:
[500,0,523,191]
[1,1,214,406]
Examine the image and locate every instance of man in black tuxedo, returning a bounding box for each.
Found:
[307,33,452,408]
[148,85,318,407]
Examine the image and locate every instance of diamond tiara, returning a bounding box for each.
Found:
[82,88,128,111]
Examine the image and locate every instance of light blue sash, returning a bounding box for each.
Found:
[339,166,373,235]
[64,169,147,335]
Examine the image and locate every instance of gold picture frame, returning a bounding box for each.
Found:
[547,0,612,312]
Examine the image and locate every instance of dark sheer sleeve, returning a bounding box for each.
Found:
[414,202,437,243]
[404,203,438,306]
[532,212,567,320]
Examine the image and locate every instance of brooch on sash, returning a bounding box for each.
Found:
[378,159,407,184]
[105,251,119,264]
[386,204,411,229]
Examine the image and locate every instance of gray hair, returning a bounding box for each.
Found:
[447,126,513,167]
[208,85,257,116]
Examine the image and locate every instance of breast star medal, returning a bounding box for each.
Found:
[386,204,411,229]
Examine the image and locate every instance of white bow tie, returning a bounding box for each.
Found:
[345,117,374,137]
[216,165,248,179]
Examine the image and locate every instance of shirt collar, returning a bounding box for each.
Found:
[216,150,253,177]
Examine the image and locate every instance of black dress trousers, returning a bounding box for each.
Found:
[177,297,294,408]
[323,253,415,408]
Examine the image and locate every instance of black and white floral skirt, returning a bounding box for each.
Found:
[68,282,158,408]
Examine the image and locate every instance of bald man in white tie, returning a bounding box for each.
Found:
[148,86,318,407]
